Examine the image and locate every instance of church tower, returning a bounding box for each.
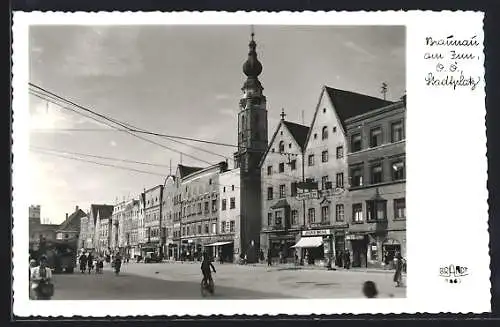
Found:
[235,31,268,263]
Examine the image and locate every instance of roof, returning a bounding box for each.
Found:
[282,121,310,150]
[258,119,309,168]
[90,204,114,224]
[58,209,87,232]
[324,86,394,126]
[178,165,204,178]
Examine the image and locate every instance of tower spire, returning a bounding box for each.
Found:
[280,108,286,121]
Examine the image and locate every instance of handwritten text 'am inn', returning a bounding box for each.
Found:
[423,35,482,91]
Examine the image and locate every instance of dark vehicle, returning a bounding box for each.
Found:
[144,252,162,263]
[30,238,77,273]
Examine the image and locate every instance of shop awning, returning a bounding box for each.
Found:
[205,241,234,247]
[291,236,323,248]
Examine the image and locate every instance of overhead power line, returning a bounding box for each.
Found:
[31,146,171,169]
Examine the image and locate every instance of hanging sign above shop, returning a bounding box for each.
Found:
[302,229,332,236]
[345,234,366,241]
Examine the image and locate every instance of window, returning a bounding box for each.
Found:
[370,128,382,147]
[209,179,212,185]
[279,184,286,198]
[370,242,378,261]
[322,126,328,140]
[307,208,316,224]
[267,187,274,200]
[333,126,337,133]
[212,223,217,234]
[221,221,226,233]
[336,173,344,188]
[370,164,383,184]
[394,198,406,219]
[350,166,364,187]
[197,203,202,214]
[321,205,330,223]
[336,146,343,159]
[279,141,285,153]
[351,133,362,152]
[321,176,329,190]
[275,211,283,226]
[291,210,298,225]
[223,186,226,193]
[230,197,236,209]
[279,163,285,173]
[322,150,329,163]
[231,185,235,191]
[198,225,202,234]
[186,226,190,235]
[392,160,405,180]
[204,202,209,214]
[291,182,298,197]
[230,221,235,232]
[335,204,345,222]
[267,166,273,175]
[212,199,217,212]
[323,108,326,113]
[353,204,363,223]
[290,160,297,170]
[367,200,387,221]
[308,154,315,166]
[391,121,404,142]
[314,133,318,140]
[268,213,273,226]
[289,143,292,149]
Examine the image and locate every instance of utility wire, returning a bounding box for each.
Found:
[29,89,213,165]
[32,149,165,177]
[31,146,171,168]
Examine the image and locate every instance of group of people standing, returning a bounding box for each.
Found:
[78,251,105,274]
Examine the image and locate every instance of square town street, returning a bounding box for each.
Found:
[50,262,406,300]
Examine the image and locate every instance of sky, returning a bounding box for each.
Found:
[28,25,405,224]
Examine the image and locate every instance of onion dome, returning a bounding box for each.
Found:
[242,33,263,77]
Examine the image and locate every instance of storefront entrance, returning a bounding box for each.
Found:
[351,239,368,268]
[383,239,401,267]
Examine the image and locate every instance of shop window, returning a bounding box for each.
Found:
[394,198,406,219]
[392,160,405,181]
[221,221,226,233]
[352,203,363,223]
[279,184,286,198]
[267,187,274,200]
[268,213,273,226]
[308,154,315,166]
[391,121,404,142]
[279,162,285,173]
[308,208,316,224]
[351,133,362,152]
[267,165,273,175]
[291,182,298,197]
[322,150,329,163]
[275,211,283,226]
[367,200,387,221]
[370,242,379,261]
[336,146,343,159]
[350,166,364,187]
[290,159,297,170]
[370,164,383,184]
[321,205,330,223]
[335,204,345,222]
[291,210,298,225]
[279,141,285,153]
[370,127,382,147]
[230,221,235,232]
[322,126,328,140]
[230,197,236,209]
[336,173,344,188]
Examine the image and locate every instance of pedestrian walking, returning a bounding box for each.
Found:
[87,252,94,274]
[344,250,351,269]
[79,252,87,273]
[393,252,404,287]
[267,249,272,266]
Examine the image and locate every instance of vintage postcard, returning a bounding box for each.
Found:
[12,11,488,316]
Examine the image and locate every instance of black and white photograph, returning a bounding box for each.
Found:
[13,11,488,316]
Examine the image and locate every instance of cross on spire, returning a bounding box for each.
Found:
[280,108,286,120]
[381,82,388,100]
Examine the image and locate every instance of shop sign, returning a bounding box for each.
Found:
[346,234,365,241]
[321,187,345,197]
[302,229,332,236]
[296,190,319,201]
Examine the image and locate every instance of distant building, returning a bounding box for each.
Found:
[29,204,58,247]
[142,185,163,257]
[56,205,86,241]
[163,175,177,259]
[80,204,113,252]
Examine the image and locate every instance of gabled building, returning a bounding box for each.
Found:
[86,204,114,251]
[259,113,309,263]
[56,206,86,241]
[162,174,177,259]
[142,185,163,257]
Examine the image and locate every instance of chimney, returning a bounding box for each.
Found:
[75,205,79,212]
[66,213,69,220]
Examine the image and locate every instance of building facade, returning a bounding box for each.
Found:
[87,204,114,252]
[142,185,163,256]
[56,206,86,241]
[129,199,141,258]
[175,162,227,261]
[345,99,406,268]
[163,175,177,260]
[259,116,309,263]
[137,193,146,254]
[233,33,268,263]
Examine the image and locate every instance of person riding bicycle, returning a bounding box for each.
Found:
[201,252,216,287]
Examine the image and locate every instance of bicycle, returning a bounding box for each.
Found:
[200,276,215,297]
